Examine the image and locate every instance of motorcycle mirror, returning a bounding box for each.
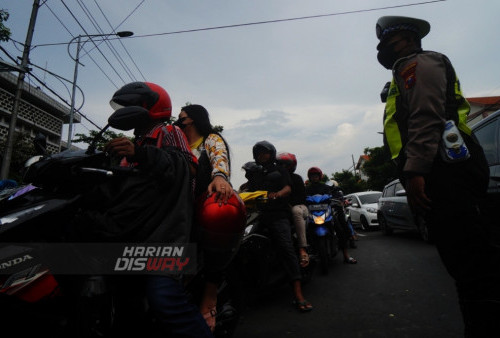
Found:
[108,106,151,131]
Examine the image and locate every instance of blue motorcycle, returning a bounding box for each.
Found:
[306,194,339,274]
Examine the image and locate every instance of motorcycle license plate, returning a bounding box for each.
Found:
[308,204,329,211]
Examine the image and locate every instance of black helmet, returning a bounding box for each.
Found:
[252,140,276,161]
[241,161,263,173]
[110,82,172,121]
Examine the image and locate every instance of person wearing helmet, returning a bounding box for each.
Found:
[276,152,310,268]
[246,141,313,313]
[238,161,263,192]
[174,104,236,331]
[306,167,357,264]
[96,82,213,337]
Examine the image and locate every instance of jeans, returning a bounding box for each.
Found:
[146,275,213,337]
[265,217,302,281]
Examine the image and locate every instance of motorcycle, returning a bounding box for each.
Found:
[306,193,339,274]
[226,191,316,303]
[0,107,238,337]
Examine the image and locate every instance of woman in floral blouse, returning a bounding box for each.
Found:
[174,104,234,332]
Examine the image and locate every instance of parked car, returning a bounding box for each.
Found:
[377,179,432,242]
[471,109,500,244]
[344,191,382,230]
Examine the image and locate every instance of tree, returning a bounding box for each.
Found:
[73,130,130,151]
[331,170,367,195]
[0,132,37,182]
[360,146,398,191]
[0,9,11,42]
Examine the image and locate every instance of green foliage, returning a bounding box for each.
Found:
[0,132,37,182]
[73,130,130,151]
[213,125,223,133]
[361,146,398,191]
[329,146,397,193]
[0,9,11,42]
[331,170,367,195]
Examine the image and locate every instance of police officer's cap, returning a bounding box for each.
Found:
[376,16,430,42]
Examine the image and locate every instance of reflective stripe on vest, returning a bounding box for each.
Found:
[383,74,471,160]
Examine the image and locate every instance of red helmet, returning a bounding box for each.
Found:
[276,152,297,173]
[110,82,172,120]
[307,166,323,180]
[196,192,247,270]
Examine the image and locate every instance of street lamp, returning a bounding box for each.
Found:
[66,31,133,148]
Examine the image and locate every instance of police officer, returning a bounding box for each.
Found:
[375,16,500,336]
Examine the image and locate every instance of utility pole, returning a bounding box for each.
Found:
[1,0,40,180]
[352,154,357,177]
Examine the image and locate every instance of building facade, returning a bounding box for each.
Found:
[0,71,80,154]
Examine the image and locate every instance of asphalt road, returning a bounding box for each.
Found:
[231,229,464,338]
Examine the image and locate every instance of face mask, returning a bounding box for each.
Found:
[173,117,188,129]
[377,45,399,70]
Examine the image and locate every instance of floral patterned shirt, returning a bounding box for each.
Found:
[191,133,230,180]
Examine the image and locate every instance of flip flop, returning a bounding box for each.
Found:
[202,307,217,332]
[300,252,310,268]
[293,299,313,312]
[344,257,357,264]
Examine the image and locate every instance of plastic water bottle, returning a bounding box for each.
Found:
[441,120,470,162]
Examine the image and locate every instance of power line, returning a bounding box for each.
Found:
[32,0,447,48]
[44,2,119,88]
[93,0,146,81]
[76,0,137,82]
[131,0,447,39]
[60,0,126,84]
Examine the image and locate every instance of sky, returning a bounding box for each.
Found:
[2,0,500,189]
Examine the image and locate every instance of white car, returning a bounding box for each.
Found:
[344,191,382,231]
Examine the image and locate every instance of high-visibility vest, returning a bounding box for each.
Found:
[383,55,471,160]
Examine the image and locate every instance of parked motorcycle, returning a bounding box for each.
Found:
[226,191,316,303]
[306,193,339,274]
[0,107,238,337]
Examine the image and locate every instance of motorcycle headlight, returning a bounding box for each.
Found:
[313,214,325,225]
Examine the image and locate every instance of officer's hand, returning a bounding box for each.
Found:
[104,137,135,159]
[405,175,432,212]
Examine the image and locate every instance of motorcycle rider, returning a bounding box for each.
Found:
[276,152,310,268]
[76,82,213,337]
[245,141,313,312]
[332,180,358,248]
[305,167,357,264]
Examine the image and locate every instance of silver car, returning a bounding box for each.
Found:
[377,179,432,242]
[344,191,382,231]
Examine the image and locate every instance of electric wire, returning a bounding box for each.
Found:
[129,0,447,39]
[93,0,146,81]
[45,2,119,88]
[76,0,136,82]
[60,0,126,84]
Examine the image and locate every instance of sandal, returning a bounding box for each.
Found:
[202,307,217,332]
[299,251,310,268]
[344,257,357,264]
[293,299,313,312]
